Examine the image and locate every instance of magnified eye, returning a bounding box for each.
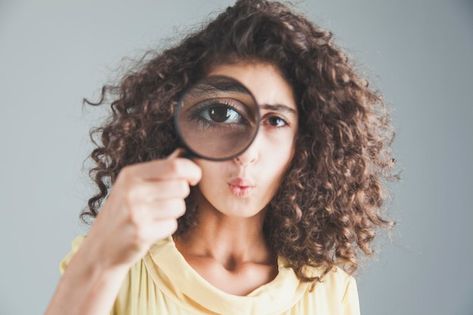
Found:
[188,99,249,129]
[201,103,241,123]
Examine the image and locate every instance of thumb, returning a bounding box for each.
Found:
[166,147,185,160]
[166,147,201,186]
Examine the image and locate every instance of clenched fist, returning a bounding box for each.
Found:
[82,147,201,270]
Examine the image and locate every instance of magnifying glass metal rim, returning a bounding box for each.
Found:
[173,74,261,161]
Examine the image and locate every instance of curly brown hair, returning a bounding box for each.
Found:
[80,0,401,291]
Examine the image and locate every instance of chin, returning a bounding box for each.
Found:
[211,198,263,218]
[221,209,262,218]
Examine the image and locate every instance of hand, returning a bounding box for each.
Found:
[82,148,201,270]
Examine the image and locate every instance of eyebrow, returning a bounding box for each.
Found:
[201,77,297,116]
[200,77,250,94]
[260,104,297,116]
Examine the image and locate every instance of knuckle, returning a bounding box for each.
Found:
[179,199,186,211]
[177,200,186,215]
[193,164,202,180]
[127,184,140,202]
[117,168,135,191]
[168,219,178,232]
[127,203,144,226]
[132,225,147,245]
[127,207,139,225]
[180,181,190,196]
[119,165,133,180]
[167,199,184,216]
[168,159,181,174]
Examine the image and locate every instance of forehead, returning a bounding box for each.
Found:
[205,61,298,113]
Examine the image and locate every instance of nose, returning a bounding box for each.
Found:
[233,132,260,167]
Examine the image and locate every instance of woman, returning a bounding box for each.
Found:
[46,0,399,314]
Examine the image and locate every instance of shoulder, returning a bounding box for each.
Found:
[304,265,359,303]
[322,266,358,300]
[298,265,360,314]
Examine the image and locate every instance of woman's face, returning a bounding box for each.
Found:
[192,61,299,217]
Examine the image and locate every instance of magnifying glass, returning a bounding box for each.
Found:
[174,75,260,161]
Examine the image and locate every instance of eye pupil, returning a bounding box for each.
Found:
[209,105,231,123]
[269,117,281,126]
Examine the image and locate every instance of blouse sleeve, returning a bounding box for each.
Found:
[341,276,361,315]
[59,234,87,275]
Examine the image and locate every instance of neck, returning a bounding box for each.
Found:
[174,190,276,270]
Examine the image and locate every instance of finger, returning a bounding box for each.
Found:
[128,179,191,201]
[149,219,178,240]
[136,198,186,220]
[166,147,186,160]
[127,158,202,186]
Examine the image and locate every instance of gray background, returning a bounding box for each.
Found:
[1,0,472,314]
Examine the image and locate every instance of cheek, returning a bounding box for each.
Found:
[194,161,225,191]
[263,145,296,188]
[264,157,291,187]
[265,137,296,167]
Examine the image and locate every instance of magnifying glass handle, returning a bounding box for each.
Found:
[166,146,194,160]
[181,149,194,159]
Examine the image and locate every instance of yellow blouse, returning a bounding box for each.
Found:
[59,234,360,315]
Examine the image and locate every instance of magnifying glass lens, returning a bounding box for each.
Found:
[176,76,259,160]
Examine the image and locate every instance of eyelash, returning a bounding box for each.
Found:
[188,100,249,130]
[263,114,289,128]
[189,101,290,130]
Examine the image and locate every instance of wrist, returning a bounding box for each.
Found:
[78,236,131,279]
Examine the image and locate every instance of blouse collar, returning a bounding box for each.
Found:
[143,235,319,314]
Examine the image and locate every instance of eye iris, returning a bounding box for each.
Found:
[209,105,231,123]
[269,116,281,126]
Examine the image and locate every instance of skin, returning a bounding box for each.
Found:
[174,60,299,294]
[44,60,301,312]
